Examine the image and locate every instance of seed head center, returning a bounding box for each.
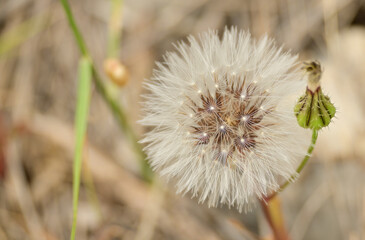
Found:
[188,76,270,163]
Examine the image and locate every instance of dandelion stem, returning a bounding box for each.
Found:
[266,129,318,201]
[260,125,318,239]
[260,196,290,240]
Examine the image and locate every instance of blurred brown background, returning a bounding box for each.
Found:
[0,0,365,239]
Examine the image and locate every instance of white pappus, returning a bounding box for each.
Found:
[140,27,309,211]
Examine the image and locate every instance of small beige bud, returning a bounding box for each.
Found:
[301,60,322,92]
[103,58,129,86]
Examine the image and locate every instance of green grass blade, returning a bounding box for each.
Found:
[70,57,92,240]
[59,0,153,182]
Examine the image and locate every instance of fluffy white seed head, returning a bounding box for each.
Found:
[140,27,309,211]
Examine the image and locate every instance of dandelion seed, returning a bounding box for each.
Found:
[141,27,309,211]
[241,115,248,122]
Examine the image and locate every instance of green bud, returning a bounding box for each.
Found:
[294,61,336,130]
[320,94,336,118]
[294,91,312,128]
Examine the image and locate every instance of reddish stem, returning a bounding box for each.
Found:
[260,197,290,240]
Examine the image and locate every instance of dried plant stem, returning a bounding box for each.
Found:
[0,14,48,56]
[266,129,319,201]
[260,196,290,240]
[105,0,125,96]
[108,0,124,57]
[7,139,47,240]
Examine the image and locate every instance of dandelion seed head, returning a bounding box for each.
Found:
[141,27,309,211]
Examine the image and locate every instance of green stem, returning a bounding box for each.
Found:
[59,0,152,181]
[60,0,88,57]
[92,69,153,180]
[266,129,318,200]
[259,130,318,239]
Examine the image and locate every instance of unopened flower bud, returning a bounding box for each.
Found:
[294,61,336,130]
[103,58,129,86]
